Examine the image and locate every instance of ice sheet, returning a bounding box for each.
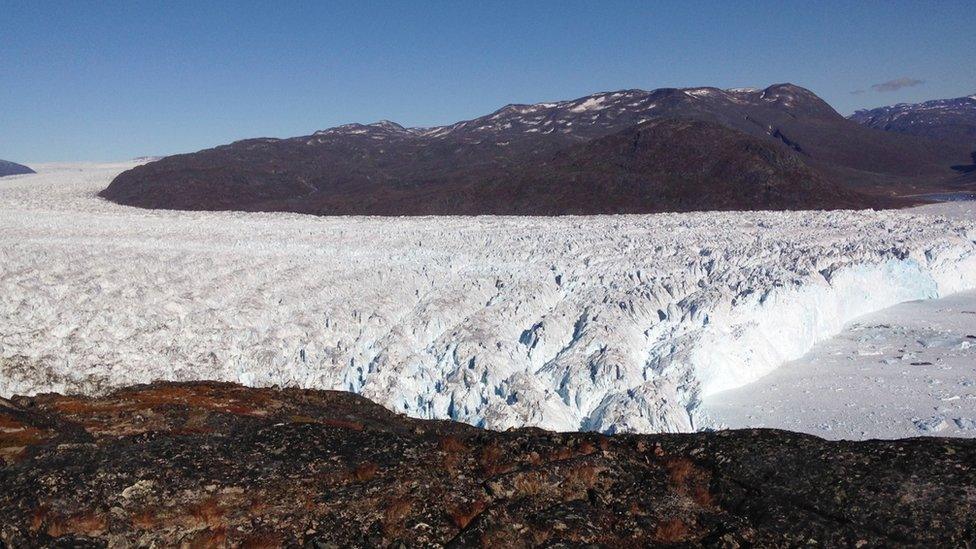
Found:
[2,163,975,434]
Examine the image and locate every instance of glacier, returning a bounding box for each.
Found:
[702,288,976,439]
[1,162,975,434]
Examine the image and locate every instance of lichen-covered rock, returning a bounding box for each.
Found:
[1,382,974,546]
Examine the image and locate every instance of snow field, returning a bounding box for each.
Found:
[703,289,976,439]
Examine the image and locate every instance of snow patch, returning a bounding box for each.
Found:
[569,96,608,113]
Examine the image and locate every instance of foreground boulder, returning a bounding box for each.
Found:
[1,381,974,546]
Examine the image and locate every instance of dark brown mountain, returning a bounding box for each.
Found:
[2,381,975,546]
[0,159,35,177]
[101,84,970,215]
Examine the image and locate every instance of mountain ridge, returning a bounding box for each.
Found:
[849,93,976,147]
[101,83,968,215]
[2,381,975,546]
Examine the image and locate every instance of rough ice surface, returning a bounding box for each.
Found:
[1,163,975,435]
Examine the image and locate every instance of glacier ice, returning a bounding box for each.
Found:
[1,162,975,434]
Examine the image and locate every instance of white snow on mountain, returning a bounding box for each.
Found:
[313,87,712,141]
[1,163,975,435]
[850,94,976,122]
[684,88,720,98]
[568,96,608,113]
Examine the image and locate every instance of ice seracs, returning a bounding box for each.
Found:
[2,164,975,435]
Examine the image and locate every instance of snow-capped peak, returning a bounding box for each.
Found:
[369,120,407,130]
[302,83,828,144]
[684,87,724,98]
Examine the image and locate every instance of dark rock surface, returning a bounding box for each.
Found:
[0,159,35,177]
[100,84,968,215]
[1,381,974,547]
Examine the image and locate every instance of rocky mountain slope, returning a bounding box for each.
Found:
[1,381,974,547]
[182,118,871,216]
[100,84,969,215]
[0,159,35,177]
[850,94,976,146]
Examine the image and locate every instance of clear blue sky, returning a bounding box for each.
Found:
[2,1,974,162]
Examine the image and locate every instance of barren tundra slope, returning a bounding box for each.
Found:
[2,382,975,546]
[3,164,976,435]
[99,84,970,215]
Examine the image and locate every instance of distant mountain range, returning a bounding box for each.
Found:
[101,84,973,215]
[0,159,35,177]
[850,94,976,146]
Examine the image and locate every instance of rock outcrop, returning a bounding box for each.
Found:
[1,382,974,546]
